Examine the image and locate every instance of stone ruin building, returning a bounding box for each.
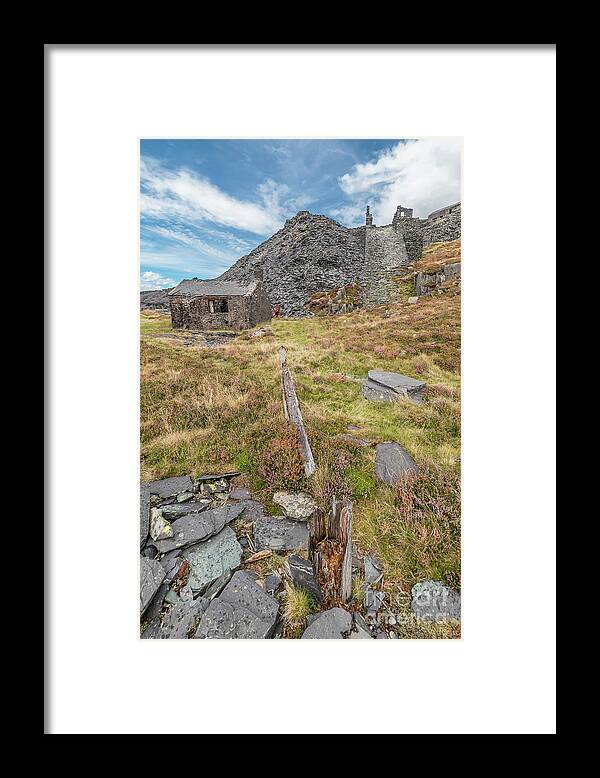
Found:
[168,279,272,331]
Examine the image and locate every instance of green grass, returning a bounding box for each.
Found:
[140,244,460,599]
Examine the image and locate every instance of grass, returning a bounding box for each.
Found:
[140,240,461,599]
[282,584,320,636]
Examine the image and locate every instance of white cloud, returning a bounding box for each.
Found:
[140,270,176,291]
[140,158,283,235]
[144,225,237,261]
[338,138,461,223]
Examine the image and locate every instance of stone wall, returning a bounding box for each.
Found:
[170,293,263,331]
[422,205,462,247]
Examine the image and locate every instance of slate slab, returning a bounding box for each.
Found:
[143,581,169,622]
[182,526,243,593]
[301,607,353,639]
[364,554,383,585]
[154,503,246,553]
[286,554,323,604]
[195,471,241,483]
[273,491,317,521]
[140,557,166,616]
[234,499,266,523]
[375,442,419,485]
[140,484,150,549]
[266,574,282,594]
[229,487,252,501]
[159,500,211,519]
[254,516,309,552]
[411,581,461,622]
[362,370,426,404]
[195,570,279,639]
[147,476,194,498]
[365,586,385,616]
[157,598,207,639]
[361,379,400,403]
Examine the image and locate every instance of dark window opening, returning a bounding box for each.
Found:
[209,298,229,314]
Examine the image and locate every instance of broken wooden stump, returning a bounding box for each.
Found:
[309,497,353,606]
[279,346,316,477]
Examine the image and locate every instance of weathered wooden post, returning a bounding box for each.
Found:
[309,497,353,605]
[278,346,316,477]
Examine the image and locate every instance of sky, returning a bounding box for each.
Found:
[140,138,461,290]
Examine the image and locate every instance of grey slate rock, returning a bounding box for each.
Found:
[375,442,419,485]
[234,499,265,523]
[411,581,461,622]
[364,554,383,585]
[159,500,212,519]
[195,570,279,639]
[301,607,353,639]
[154,503,246,553]
[147,475,194,498]
[362,370,426,404]
[195,471,241,483]
[361,379,400,403]
[266,574,282,594]
[254,516,309,552]
[140,557,166,616]
[182,526,243,593]
[141,619,162,639]
[140,484,150,548]
[158,548,182,571]
[286,555,323,604]
[273,491,317,521]
[203,569,233,601]
[365,586,385,616]
[143,581,169,622]
[176,491,195,503]
[229,487,251,501]
[158,598,207,639]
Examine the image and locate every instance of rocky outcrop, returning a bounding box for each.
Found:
[415,262,461,296]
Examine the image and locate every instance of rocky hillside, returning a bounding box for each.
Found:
[140,288,173,309]
[218,211,366,317]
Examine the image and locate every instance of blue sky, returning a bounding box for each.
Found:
[140,138,461,290]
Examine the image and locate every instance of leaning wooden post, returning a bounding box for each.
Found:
[309,496,353,605]
[279,346,316,477]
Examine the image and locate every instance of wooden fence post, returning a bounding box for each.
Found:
[279,346,316,477]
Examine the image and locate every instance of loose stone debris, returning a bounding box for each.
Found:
[361,370,426,404]
[140,472,460,638]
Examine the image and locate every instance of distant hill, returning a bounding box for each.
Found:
[140,288,173,309]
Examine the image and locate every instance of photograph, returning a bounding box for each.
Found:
[139,138,462,639]
[47,44,555,734]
